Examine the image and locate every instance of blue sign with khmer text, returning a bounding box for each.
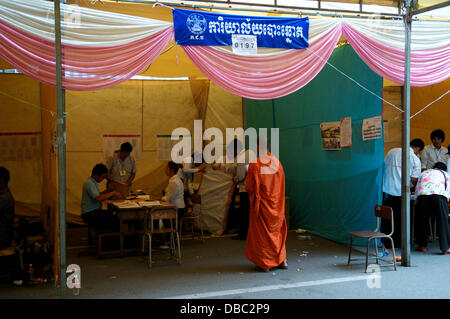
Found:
[173,9,309,50]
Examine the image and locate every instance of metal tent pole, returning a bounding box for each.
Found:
[401,0,412,267]
[54,0,67,296]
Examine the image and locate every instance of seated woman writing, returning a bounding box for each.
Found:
[152,161,185,218]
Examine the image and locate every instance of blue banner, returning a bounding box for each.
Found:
[173,9,309,50]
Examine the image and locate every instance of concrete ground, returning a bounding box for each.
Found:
[0,229,450,299]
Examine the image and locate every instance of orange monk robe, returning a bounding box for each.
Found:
[245,152,287,269]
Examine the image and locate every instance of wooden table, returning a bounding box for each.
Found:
[100,200,176,258]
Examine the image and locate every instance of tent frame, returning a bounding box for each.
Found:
[52,0,449,295]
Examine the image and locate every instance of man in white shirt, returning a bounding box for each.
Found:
[421,129,449,171]
[177,153,205,196]
[212,139,256,238]
[381,138,424,249]
[415,162,450,254]
[232,146,257,240]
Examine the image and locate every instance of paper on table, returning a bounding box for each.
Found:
[115,200,140,208]
[138,201,161,207]
[135,195,150,200]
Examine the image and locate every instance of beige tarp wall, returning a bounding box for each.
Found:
[0,74,42,215]
[64,80,242,216]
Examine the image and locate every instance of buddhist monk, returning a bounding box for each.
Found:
[245,136,288,272]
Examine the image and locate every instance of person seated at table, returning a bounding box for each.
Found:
[421,129,449,171]
[0,167,14,249]
[152,161,185,218]
[415,162,450,255]
[82,163,121,232]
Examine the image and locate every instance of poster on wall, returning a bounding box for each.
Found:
[156,135,175,161]
[157,134,193,161]
[0,132,41,161]
[103,134,141,162]
[340,117,352,147]
[362,116,382,141]
[320,122,341,150]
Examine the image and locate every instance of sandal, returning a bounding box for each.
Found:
[255,266,269,272]
[415,247,427,253]
[277,260,288,270]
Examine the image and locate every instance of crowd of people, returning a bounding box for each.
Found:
[382,129,450,257]
[1,129,448,275]
[78,138,288,271]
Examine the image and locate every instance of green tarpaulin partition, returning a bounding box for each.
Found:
[245,45,384,245]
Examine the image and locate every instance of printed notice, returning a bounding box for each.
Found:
[0,132,41,161]
[362,116,382,141]
[320,121,341,150]
[340,117,352,147]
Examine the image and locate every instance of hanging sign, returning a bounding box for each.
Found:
[173,8,309,50]
[232,34,257,55]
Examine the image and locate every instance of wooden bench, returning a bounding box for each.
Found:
[67,213,95,245]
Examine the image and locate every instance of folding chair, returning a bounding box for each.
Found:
[0,239,25,272]
[347,205,397,273]
[180,193,204,242]
[142,207,181,268]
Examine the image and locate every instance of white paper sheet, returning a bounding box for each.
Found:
[362,116,382,141]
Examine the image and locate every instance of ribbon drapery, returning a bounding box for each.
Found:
[0,0,174,90]
[182,18,450,99]
[342,23,450,87]
[183,24,343,100]
[0,0,449,96]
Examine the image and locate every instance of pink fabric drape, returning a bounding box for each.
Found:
[182,24,343,100]
[181,22,449,99]
[1,12,449,97]
[0,20,174,90]
[342,23,450,87]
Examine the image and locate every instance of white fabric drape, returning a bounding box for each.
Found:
[0,0,173,47]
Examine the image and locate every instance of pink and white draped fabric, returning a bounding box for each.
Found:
[0,22,174,90]
[342,23,450,87]
[183,23,343,100]
[0,0,174,90]
[182,19,450,99]
[0,0,449,97]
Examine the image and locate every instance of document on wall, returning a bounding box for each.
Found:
[320,121,341,150]
[156,134,191,161]
[340,117,352,147]
[157,135,176,161]
[0,132,41,161]
[362,116,382,141]
[103,134,141,162]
